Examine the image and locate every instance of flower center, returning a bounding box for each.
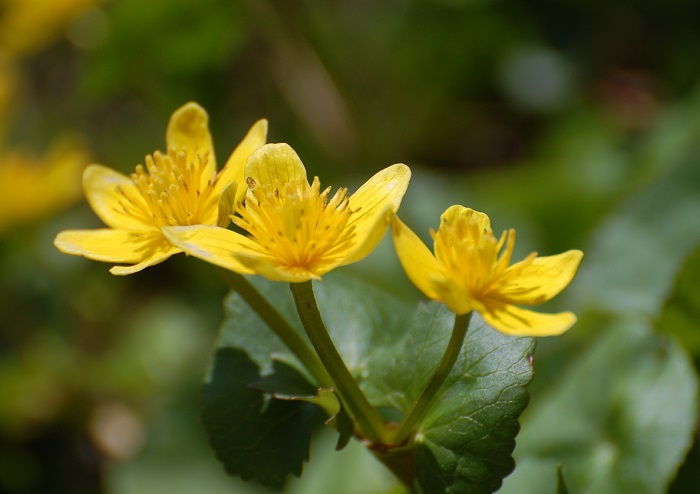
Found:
[434,213,515,298]
[117,150,216,228]
[232,176,356,276]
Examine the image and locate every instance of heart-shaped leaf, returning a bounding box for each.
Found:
[204,273,535,492]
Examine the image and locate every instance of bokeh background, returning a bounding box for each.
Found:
[1,1,699,493]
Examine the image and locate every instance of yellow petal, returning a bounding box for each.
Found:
[162,225,256,275]
[440,205,492,233]
[343,163,411,264]
[83,165,150,230]
[110,244,181,275]
[340,205,393,267]
[217,182,238,227]
[216,119,268,204]
[481,303,577,336]
[348,164,411,231]
[391,214,448,302]
[441,283,481,316]
[233,253,319,283]
[244,143,308,190]
[166,102,216,183]
[53,228,178,276]
[498,249,584,305]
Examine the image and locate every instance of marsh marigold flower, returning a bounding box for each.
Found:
[0,136,86,234]
[163,143,411,282]
[54,102,267,275]
[391,206,583,336]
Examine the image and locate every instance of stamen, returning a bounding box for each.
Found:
[233,177,356,276]
[121,148,212,228]
[435,210,517,299]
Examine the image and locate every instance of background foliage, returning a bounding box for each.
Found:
[1,0,699,493]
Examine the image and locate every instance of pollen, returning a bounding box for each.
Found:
[232,176,356,277]
[120,149,216,228]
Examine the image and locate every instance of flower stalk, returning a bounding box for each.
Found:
[221,270,333,389]
[290,281,389,444]
[391,311,472,445]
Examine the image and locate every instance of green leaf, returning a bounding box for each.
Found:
[657,245,700,356]
[201,347,325,489]
[415,314,534,493]
[206,273,535,492]
[216,272,413,378]
[249,359,319,398]
[499,320,698,494]
[313,272,415,375]
[366,304,535,493]
[203,272,412,486]
[660,248,700,493]
[570,160,700,318]
[330,404,355,451]
[506,158,700,494]
[202,278,325,487]
[363,301,458,411]
[249,360,355,451]
[215,278,300,375]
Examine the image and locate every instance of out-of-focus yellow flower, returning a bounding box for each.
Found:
[0,136,86,234]
[54,102,267,275]
[0,0,101,58]
[391,206,583,336]
[163,143,411,282]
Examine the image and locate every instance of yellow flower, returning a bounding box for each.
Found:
[54,102,267,275]
[0,136,86,234]
[391,206,583,336]
[0,0,100,59]
[163,143,411,282]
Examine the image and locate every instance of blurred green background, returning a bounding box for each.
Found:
[1,0,699,493]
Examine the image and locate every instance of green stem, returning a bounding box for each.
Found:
[370,444,415,489]
[220,270,333,388]
[290,281,389,444]
[392,312,473,445]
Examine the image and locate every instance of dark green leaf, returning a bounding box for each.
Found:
[249,359,319,398]
[201,347,324,489]
[331,407,355,451]
[415,313,534,494]
[249,360,354,451]
[202,279,321,487]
